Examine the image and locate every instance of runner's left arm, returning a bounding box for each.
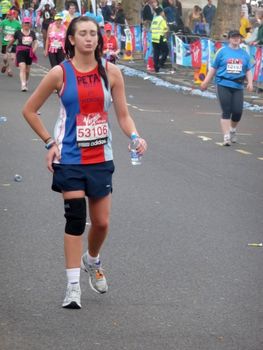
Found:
[32,31,38,52]
[109,64,147,154]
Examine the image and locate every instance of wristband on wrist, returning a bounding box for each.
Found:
[130,132,139,140]
[44,136,52,144]
[45,139,56,150]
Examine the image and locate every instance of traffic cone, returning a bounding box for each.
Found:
[194,63,207,85]
[123,28,133,61]
[147,56,154,71]
[123,44,133,60]
[194,68,201,84]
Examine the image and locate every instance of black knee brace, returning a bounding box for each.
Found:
[64,198,86,236]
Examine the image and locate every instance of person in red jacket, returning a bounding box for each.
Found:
[102,22,120,63]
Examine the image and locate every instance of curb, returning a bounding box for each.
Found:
[119,59,263,112]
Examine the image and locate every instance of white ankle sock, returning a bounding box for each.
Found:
[230,127,236,132]
[66,268,80,285]
[86,251,99,265]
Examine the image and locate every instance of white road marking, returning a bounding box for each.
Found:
[195,112,221,115]
[197,135,212,141]
[126,103,162,113]
[235,149,252,155]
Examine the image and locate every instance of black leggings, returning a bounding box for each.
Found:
[48,49,65,68]
[216,84,244,122]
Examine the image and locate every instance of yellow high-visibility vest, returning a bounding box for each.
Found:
[150,15,168,43]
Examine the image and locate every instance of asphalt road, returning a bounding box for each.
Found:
[1,52,263,350]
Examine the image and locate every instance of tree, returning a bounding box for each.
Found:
[121,0,142,25]
[211,0,241,40]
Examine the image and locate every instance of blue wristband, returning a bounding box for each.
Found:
[45,140,56,150]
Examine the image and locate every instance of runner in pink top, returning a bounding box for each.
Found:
[45,13,66,67]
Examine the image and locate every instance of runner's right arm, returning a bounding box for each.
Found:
[22,65,63,142]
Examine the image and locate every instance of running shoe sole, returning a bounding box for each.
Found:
[62,301,81,309]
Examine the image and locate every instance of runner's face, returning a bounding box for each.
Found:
[55,19,62,27]
[229,36,241,46]
[70,21,98,54]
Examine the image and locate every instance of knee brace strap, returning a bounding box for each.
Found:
[64,198,86,236]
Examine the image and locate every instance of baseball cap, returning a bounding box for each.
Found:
[7,9,16,16]
[104,23,112,31]
[54,13,63,20]
[23,17,32,23]
[228,30,243,38]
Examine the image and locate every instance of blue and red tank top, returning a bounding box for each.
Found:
[54,60,113,164]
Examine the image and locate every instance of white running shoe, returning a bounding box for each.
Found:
[81,254,108,294]
[223,134,231,146]
[62,283,81,309]
[21,84,28,92]
[230,130,237,143]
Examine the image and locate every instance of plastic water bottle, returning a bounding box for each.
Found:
[0,116,7,124]
[130,133,141,165]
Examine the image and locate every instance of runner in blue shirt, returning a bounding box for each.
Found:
[201,30,253,146]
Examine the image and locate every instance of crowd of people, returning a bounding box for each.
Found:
[141,0,216,36]
[0,0,127,90]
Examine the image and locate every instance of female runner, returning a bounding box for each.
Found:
[23,16,147,309]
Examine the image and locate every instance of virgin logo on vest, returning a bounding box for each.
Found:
[77,73,100,86]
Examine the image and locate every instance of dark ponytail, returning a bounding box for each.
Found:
[64,16,109,90]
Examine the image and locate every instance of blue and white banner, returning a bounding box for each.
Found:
[175,36,191,67]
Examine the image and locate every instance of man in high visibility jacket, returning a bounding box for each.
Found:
[150,6,169,73]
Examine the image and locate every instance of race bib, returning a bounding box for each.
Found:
[226,58,243,74]
[44,12,50,19]
[22,36,33,46]
[4,34,13,42]
[76,112,108,148]
[51,40,62,49]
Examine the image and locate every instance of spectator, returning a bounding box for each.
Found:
[64,3,78,29]
[152,0,161,8]
[240,0,248,19]
[240,10,251,38]
[254,9,263,45]
[187,5,206,35]
[150,6,169,72]
[203,0,216,34]
[162,0,169,8]
[244,17,259,44]
[175,0,182,18]
[142,0,154,29]
[100,0,114,23]
[103,22,120,63]
[164,0,178,32]
[110,0,117,18]
[115,0,127,54]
